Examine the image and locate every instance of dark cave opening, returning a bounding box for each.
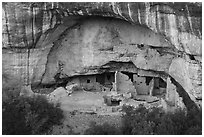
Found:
[189,55,196,61]
[121,71,134,82]
[145,77,153,85]
[152,77,167,97]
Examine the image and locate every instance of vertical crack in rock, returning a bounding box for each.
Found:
[2,3,11,47]
[31,4,35,48]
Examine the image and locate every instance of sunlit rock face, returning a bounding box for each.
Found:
[40,17,174,84]
[2,2,201,54]
[2,2,202,107]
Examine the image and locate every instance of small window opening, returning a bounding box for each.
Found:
[121,71,133,82]
[159,78,166,88]
[111,100,121,106]
[189,55,196,61]
[138,44,144,49]
[87,79,90,83]
[146,77,153,85]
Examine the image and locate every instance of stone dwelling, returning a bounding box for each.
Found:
[66,72,115,91]
[66,70,167,100]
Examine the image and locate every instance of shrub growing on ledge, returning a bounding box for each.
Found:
[85,104,202,135]
[2,73,22,102]
[2,95,64,135]
[122,105,202,135]
[84,122,121,135]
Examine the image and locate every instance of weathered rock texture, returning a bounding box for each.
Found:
[116,71,136,95]
[40,17,174,84]
[2,2,202,107]
[166,77,185,109]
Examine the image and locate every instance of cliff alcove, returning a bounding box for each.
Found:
[2,3,202,133]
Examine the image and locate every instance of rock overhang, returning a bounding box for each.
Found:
[39,16,175,83]
[2,2,202,109]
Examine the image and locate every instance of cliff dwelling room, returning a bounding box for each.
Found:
[2,2,202,135]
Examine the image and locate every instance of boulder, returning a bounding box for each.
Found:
[168,58,200,104]
[48,87,68,101]
[66,83,80,91]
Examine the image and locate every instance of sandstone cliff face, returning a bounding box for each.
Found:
[2,2,201,54]
[40,17,174,84]
[2,2,202,106]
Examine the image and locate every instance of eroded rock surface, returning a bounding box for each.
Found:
[116,71,136,95]
[40,17,174,84]
[2,2,201,54]
[2,2,202,109]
